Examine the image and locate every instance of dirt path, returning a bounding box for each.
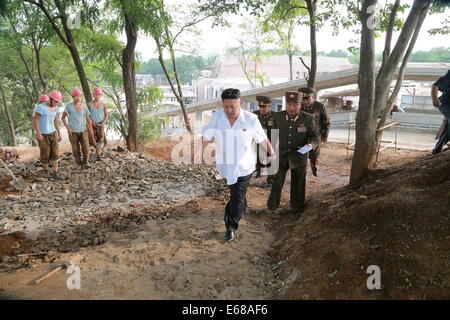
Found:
[0,188,281,299]
[0,142,428,299]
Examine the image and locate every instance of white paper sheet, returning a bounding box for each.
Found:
[297,145,312,154]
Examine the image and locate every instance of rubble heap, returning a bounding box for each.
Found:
[0,149,225,259]
[0,148,19,164]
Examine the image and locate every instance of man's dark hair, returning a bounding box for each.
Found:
[221,88,241,100]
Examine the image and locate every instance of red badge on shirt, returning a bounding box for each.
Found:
[298,124,306,133]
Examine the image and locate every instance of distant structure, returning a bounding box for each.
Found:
[192,55,353,103]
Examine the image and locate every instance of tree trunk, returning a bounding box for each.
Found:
[22,3,48,93]
[368,0,431,167]
[168,39,193,134]
[288,53,293,81]
[25,0,93,101]
[33,42,48,92]
[372,0,430,163]
[30,123,37,146]
[306,0,317,88]
[0,81,17,146]
[156,36,193,135]
[54,0,93,102]
[349,0,378,189]
[16,47,39,97]
[380,0,400,74]
[122,12,138,152]
[372,0,431,120]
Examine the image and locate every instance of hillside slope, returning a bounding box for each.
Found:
[272,151,450,299]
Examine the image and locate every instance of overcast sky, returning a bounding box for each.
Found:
[134,0,450,61]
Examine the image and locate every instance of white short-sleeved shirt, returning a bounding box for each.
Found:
[203,109,268,185]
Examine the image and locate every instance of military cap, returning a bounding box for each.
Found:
[256,95,273,105]
[285,91,302,103]
[298,87,316,98]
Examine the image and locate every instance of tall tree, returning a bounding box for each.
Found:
[200,0,326,86]
[146,0,216,134]
[263,0,305,80]
[0,80,16,146]
[23,0,96,102]
[228,20,272,88]
[105,0,163,151]
[119,0,139,151]
[349,0,434,188]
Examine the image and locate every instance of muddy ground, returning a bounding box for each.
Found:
[0,139,447,299]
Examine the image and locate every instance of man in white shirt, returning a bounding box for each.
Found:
[197,88,276,243]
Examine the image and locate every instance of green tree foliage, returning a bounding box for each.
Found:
[262,0,306,80]
[409,47,450,62]
[138,55,217,84]
[228,20,273,88]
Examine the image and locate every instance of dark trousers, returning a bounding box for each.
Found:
[224,173,252,231]
[267,165,306,210]
[433,104,450,154]
[309,140,321,161]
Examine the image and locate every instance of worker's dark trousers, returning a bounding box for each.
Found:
[224,173,252,231]
[267,165,307,211]
[433,104,450,154]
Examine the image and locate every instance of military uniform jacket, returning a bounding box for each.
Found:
[301,101,330,140]
[273,111,318,169]
[253,110,277,141]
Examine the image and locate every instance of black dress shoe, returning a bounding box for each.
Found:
[224,229,236,242]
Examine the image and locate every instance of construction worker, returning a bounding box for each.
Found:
[197,88,276,242]
[33,94,50,116]
[298,87,330,176]
[38,94,49,104]
[431,70,450,155]
[266,91,318,214]
[88,87,108,161]
[32,91,63,180]
[253,95,276,186]
[62,88,94,169]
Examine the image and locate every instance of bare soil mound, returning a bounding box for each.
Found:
[272,151,450,299]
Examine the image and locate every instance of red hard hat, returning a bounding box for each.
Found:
[38,94,50,103]
[48,90,63,103]
[70,88,83,97]
[93,87,103,95]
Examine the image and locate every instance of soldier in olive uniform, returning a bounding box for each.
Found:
[298,87,330,177]
[266,91,318,214]
[253,95,277,186]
